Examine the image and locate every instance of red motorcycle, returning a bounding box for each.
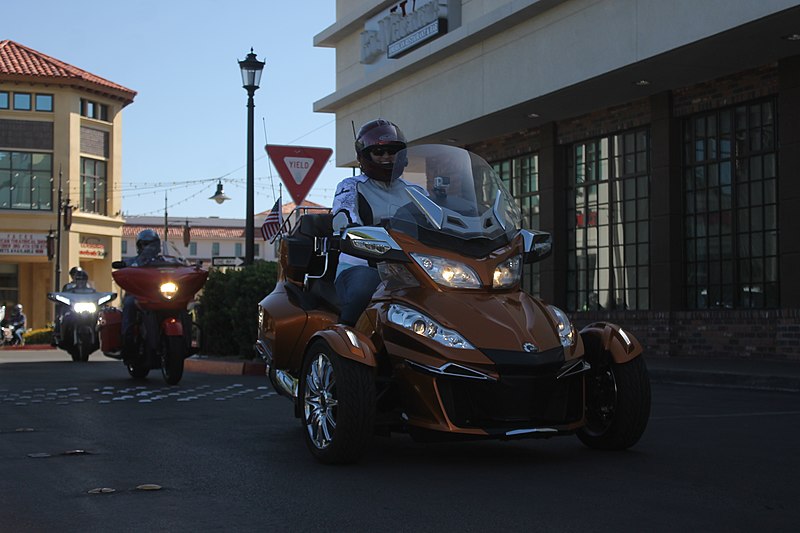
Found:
[100,253,207,385]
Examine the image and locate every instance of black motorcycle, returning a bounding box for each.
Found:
[48,289,116,361]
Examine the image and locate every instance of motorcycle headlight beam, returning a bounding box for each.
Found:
[410,253,481,289]
[492,254,522,289]
[160,282,179,300]
[387,304,475,350]
[547,305,577,348]
[74,302,97,314]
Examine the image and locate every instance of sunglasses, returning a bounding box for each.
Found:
[370,146,401,156]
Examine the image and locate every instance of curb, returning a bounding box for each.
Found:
[649,368,800,392]
[0,344,56,351]
[184,356,266,376]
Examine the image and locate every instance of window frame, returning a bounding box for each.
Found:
[0,150,53,211]
[682,97,779,309]
[80,157,108,215]
[566,127,651,312]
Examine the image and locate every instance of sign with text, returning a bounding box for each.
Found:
[211,256,244,267]
[0,232,47,256]
[265,145,332,206]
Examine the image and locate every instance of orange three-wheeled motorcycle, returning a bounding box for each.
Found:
[257,144,650,464]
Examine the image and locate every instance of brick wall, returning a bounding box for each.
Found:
[573,309,800,361]
[80,126,109,157]
[673,63,778,116]
[0,118,53,150]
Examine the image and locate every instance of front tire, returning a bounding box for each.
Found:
[300,340,375,464]
[577,355,651,450]
[161,335,185,385]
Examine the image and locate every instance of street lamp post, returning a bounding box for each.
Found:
[238,48,265,266]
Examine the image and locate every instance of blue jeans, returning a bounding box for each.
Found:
[334,265,381,326]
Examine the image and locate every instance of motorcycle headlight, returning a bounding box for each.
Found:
[74,302,97,314]
[548,305,577,348]
[410,253,481,289]
[387,304,475,349]
[160,282,178,300]
[492,255,522,289]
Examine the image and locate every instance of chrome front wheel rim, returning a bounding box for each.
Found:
[303,353,338,450]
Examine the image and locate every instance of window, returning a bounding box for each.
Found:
[0,151,53,210]
[35,94,53,112]
[0,92,8,109]
[121,240,128,255]
[567,128,651,312]
[80,98,109,121]
[683,99,778,309]
[189,242,197,256]
[0,263,19,308]
[13,93,31,110]
[254,243,260,257]
[212,242,220,256]
[235,242,242,257]
[80,157,107,215]
[492,153,540,295]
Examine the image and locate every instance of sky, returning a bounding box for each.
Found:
[4,0,343,219]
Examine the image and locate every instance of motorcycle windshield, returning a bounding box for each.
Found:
[388,145,521,252]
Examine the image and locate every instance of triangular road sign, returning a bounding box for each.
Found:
[265,145,332,206]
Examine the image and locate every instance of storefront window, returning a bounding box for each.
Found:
[0,151,53,211]
[492,153,540,295]
[683,98,778,308]
[81,157,107,215]
[567,128,651,312]
[0,263,19,308]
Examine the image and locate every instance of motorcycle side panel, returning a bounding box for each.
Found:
[261,283,317,371]
[162,317,183,336]
[579,322,642,365]
[98,307,123,355]
[311,327,378,368]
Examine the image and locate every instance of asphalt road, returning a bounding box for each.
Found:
[1,354,798,532]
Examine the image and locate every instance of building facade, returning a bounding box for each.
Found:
[0,40,136,329]
[314,0,800,359]
[122,201,327,267]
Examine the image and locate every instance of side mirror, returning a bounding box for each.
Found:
[340,226,408,262]
[520,229,552,263]
[111,260,127,269]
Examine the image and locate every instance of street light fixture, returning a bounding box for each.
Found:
[209,180,230,204]
[238,48,265,266]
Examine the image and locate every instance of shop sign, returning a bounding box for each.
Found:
[0,232,48,256]
[79,242,106,259]
[361,0,451,65]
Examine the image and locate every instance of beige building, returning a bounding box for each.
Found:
[0,40,136,329]
[314,1,800,359]
[122,201,327,267]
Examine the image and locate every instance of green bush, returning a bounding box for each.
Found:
[197,260,278,357]
[24,327,54,345]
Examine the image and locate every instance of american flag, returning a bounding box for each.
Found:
[260,198,282,241]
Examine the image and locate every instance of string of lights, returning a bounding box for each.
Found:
[119,118,340,216]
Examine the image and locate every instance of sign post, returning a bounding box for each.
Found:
[265,145,332,206]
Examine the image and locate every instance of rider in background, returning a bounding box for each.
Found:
[1,304,27,345]
[53,267,93,344]
[120,229,169,354]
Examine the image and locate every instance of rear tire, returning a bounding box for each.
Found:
[161,335,185,385]
[300,340,374,464]
[126,340,149,379]
[577,355,651,450]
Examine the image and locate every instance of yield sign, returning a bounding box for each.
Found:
[265,145,332,205]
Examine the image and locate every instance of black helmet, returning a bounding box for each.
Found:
[13,304,22,313]
[355,119,406,182]
[136,229,161,254]
[69,266,88,281]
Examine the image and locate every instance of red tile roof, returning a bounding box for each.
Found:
[0,40,136,104]
[123,225,244,239]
